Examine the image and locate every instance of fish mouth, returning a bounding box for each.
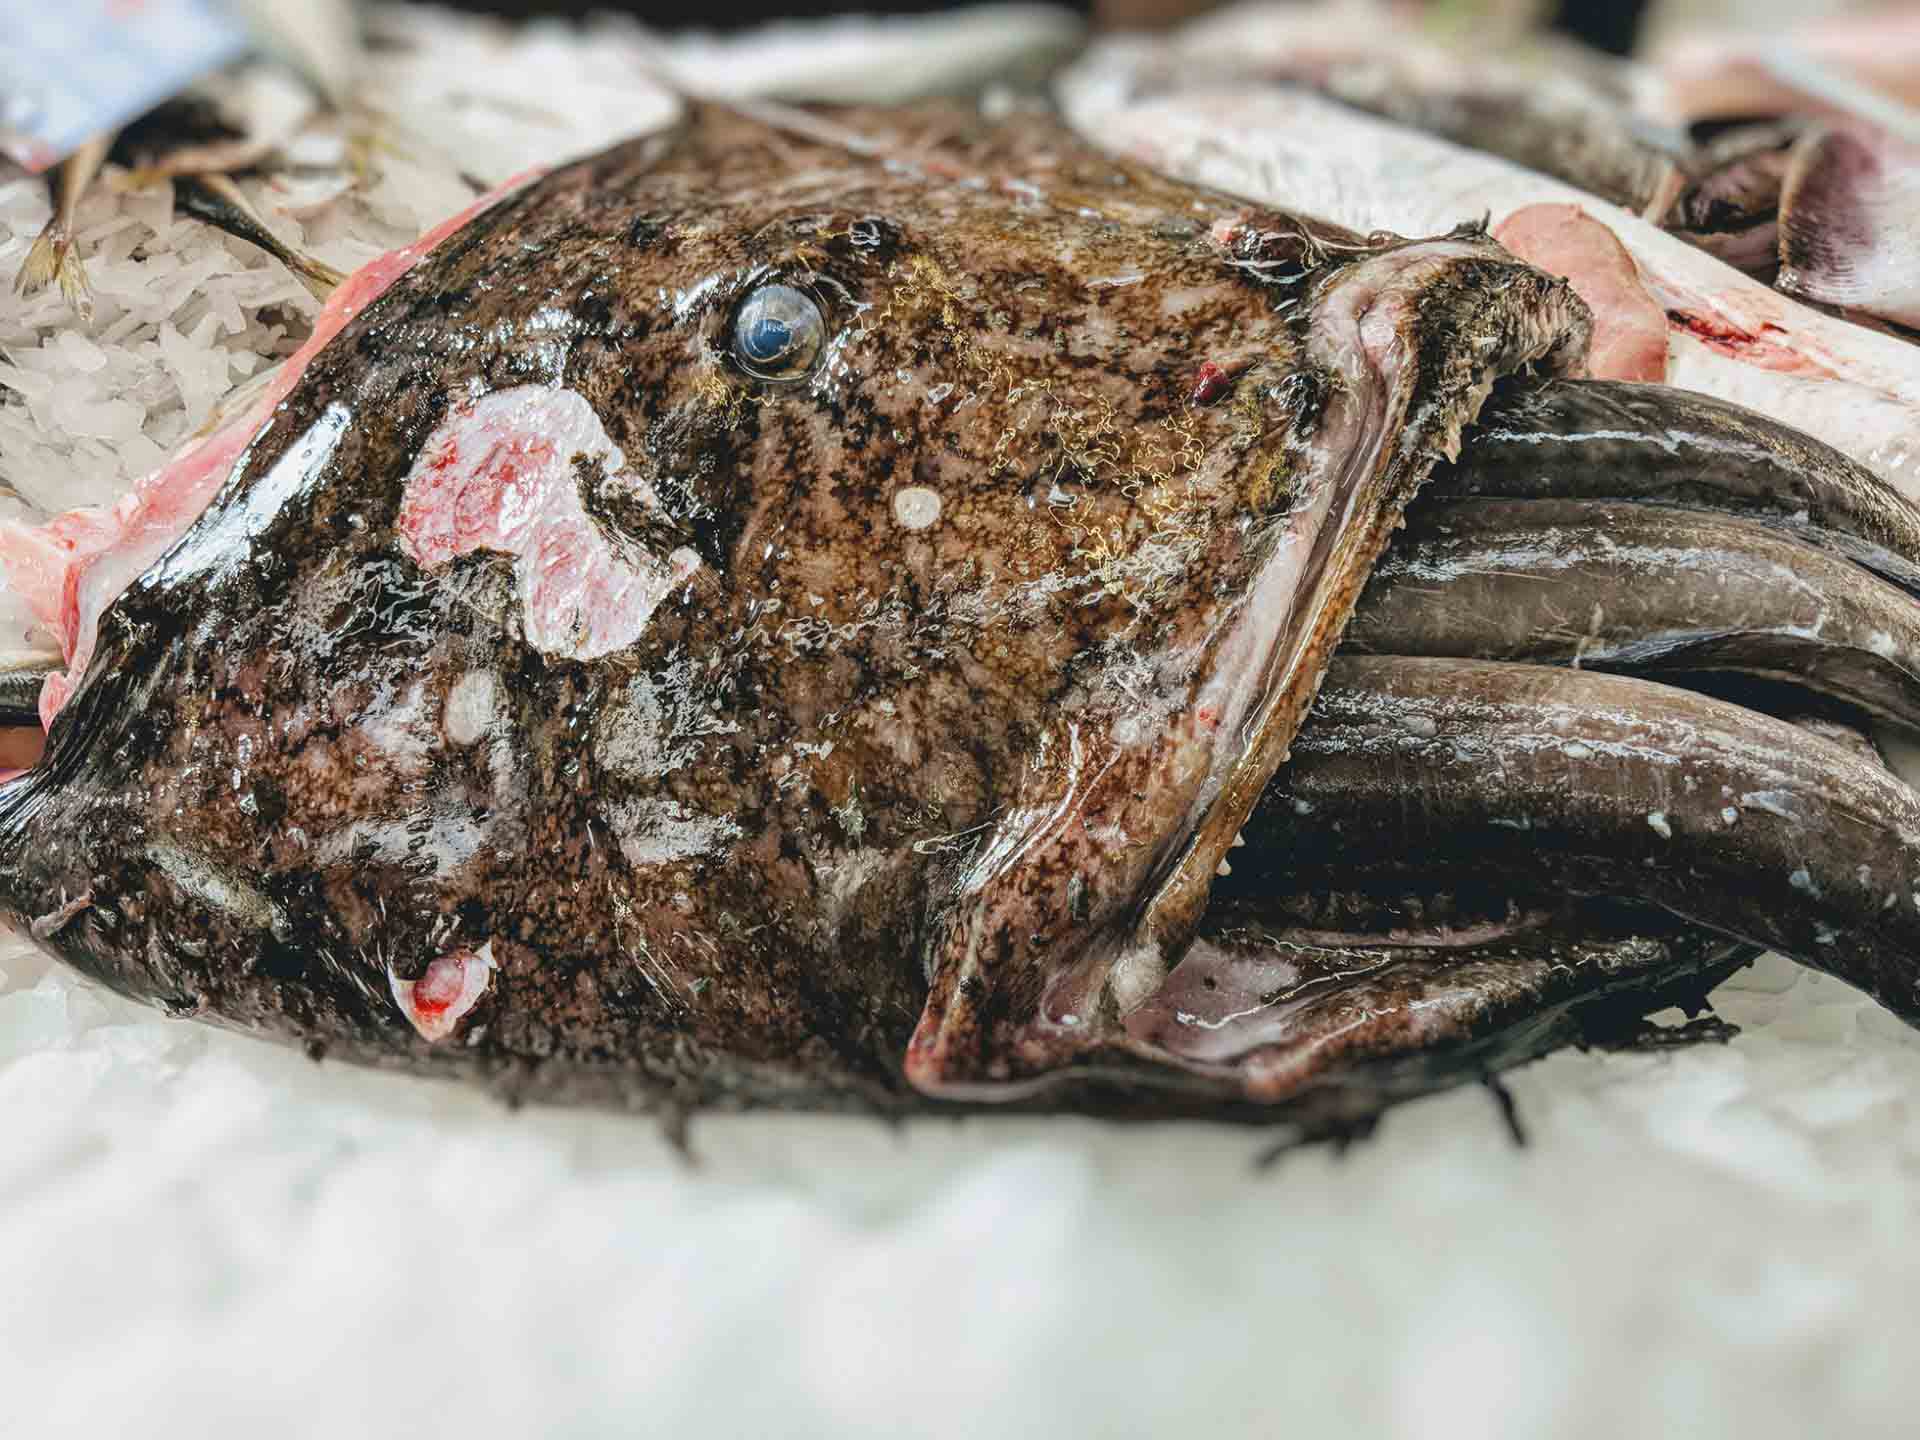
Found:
[1139,237,1593,953]
[905,228,1593,1100]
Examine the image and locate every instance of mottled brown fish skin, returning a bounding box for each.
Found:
[0,103,1592,1119]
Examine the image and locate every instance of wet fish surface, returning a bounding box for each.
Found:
[0,101,1597,1120]
[1224,656,1920,1029]
[1350,498,1920,731]
[10,90,1920,1137]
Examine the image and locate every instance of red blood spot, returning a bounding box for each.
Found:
[1190,363,1232,407]
[412,955,466,1018]
[1194,704,1221,732]
[1666,311,1809,373]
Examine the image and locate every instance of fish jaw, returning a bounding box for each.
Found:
[903,233,1591,1101]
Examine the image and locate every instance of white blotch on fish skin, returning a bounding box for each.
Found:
[1109,942,1167,1016]
[149,839,286,935]
[597,676,682,779]
[817,848,891,927]
[312,810,490,877]
[1647,811,1672,840]
[443,670,498,747]
[1742,791,1801,821]
[360,681,434,776]
[396,386,700,661]
[1722,806,1740,826]
[487,734,524,810]
[1790,868,1821,898]
[892,486,943,531]
[1400,714,1438,739]
[603,797,741,869]
[390,941,494,1043]
[1563,741,1593,760]
[596,659,735,781]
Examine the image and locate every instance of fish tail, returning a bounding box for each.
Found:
[288,252,348,301]
[12,221,94,321]
[11,222,64,295]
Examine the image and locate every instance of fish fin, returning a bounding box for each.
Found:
[1777,124,1920,328]
[12,222,93,321]
[288,252,347,300]
[1125,917,1752,1106]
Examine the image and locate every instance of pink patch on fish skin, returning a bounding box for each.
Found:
[396,386,701,661]
[390,941,494,1043]
[0,170,545,733]
[1493,203,1669,383]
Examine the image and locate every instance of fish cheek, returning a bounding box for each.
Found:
[637,394,759,569]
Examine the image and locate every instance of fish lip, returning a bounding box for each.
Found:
[905,235,1592,1101]
[1129,237,1593,965]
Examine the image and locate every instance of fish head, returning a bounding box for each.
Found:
[0,103,1590,1107]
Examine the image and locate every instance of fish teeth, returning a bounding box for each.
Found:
[1216,859,1233,876]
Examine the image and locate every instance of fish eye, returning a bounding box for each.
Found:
[730,283,827,380]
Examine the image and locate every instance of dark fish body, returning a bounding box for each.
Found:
[0,103,1595,1119]
[1135,907,1756,1118]
[1428,378,1920,598]
[1227,656,1920,1027]
[173,173,346,301]
[1350,498,1920,731]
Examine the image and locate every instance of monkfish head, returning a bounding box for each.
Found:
[0,103,1589,1109]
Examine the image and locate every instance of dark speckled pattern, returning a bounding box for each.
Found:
[0,102,1630,1126]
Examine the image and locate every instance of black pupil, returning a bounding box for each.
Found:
[744,316,793,363]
